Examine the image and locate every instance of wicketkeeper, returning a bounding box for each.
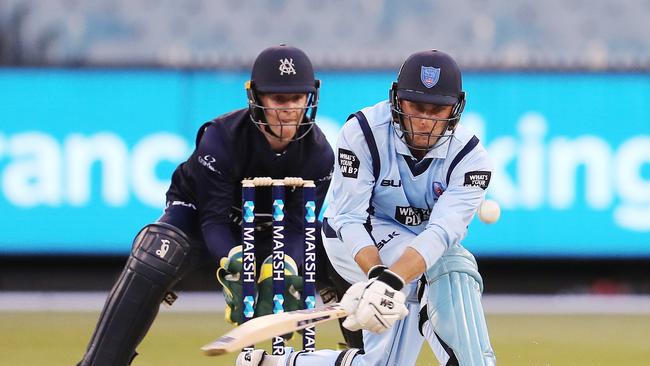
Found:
[77,45,335,366]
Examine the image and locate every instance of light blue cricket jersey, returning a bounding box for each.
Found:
[324,100,492,269]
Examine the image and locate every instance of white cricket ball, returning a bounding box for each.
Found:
[478,199,501,224]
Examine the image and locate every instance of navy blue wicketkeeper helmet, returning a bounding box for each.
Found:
[246,45,320,141]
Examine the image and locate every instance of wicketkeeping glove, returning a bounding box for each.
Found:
[216,245,251,325]
[254,253,303,341]
[254,253,304,317]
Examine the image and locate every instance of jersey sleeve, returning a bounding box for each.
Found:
[191,125,238,260]
[408,143,492,269]
[313,147,335,223]
[326,119,377,258]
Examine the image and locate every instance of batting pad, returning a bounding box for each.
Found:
[424,246,496,366]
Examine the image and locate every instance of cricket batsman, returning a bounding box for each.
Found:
[237,50,497,366]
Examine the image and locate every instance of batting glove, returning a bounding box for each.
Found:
[342,268,408,333]
[236,349,267,366]
[340,282,367,331]
[339,265,388,331]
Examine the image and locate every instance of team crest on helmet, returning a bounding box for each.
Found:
[421,66,440,88]
[279,58,296,75]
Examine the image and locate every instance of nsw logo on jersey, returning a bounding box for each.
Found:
[338,148,360,178]
[464,171,491,190]
[395,206,431,226]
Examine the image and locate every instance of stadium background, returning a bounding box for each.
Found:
[1,1,649,365]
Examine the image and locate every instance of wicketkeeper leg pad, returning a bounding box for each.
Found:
[78,222,192,366]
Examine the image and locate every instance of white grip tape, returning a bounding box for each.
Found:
[282,177,303,186]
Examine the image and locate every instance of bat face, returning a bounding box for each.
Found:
[201,304,348,356]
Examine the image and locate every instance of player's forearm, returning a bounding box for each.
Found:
[389,247,426,284]
[354,245,383,275]
[202,221,238,260]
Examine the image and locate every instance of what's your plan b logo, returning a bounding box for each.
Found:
[338,148,360,178]
[464,171,491,190]
[394,206,431,226]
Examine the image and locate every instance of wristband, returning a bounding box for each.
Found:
[376,269,405,291]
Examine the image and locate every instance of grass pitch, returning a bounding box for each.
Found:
[1,311,649,365]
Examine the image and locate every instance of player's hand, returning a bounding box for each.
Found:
[216,245,247,325]
[341,268,409,333]
[339,282,367,331]
[255,253,303,340]
[255,253,304,317]
[236,349,267,366]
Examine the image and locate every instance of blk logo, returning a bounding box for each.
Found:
[376,231,400,250]
[381,179,402,187]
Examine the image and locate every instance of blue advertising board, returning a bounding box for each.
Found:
[0,69,648,257]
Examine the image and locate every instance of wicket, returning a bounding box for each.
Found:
[241,177,317,355]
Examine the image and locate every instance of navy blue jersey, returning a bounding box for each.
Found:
[166,109,334,260]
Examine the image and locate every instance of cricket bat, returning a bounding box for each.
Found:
[201,304,348,356]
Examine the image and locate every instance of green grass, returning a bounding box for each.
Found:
[1,312,649,365]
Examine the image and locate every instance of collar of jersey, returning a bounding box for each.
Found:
[393,131,450,160]
[253,124,297,158]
